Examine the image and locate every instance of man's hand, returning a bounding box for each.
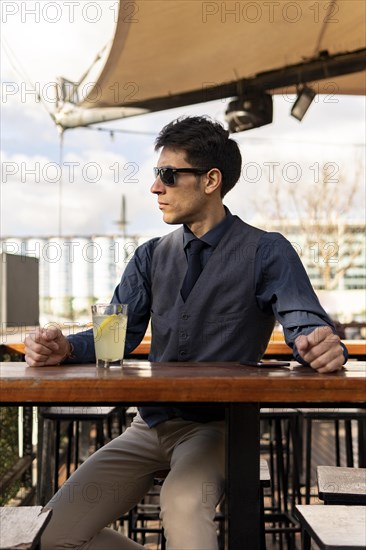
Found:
[24,327,70,367]
[295,326,345,373]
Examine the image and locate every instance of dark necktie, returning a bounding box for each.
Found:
[181,239,206,302]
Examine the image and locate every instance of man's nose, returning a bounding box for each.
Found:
[150,177,165,194]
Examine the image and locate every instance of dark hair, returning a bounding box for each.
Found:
[155,116,242,197]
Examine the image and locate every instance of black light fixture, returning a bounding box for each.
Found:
[291,85,316,121]
[225,91,273,133]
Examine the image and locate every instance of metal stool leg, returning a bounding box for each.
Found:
[305,419,312,504]
[54,421,61,492]
[345,420,354,467]
[358,418,366,467]
[335,419,341,466]
[260,484,266,550]
[302,528,311,550]
[66,421,73,479]
[74,420,80,468]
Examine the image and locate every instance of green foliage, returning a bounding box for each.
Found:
[0,407,20,504]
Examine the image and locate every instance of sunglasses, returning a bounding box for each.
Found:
[153,167,209,186]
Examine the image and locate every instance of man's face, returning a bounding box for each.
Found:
[151,147,208,226]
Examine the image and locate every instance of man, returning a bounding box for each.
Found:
[25,116,346,550]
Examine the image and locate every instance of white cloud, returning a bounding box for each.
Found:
[1,4,365,240]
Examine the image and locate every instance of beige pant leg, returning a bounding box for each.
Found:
[158,419,225,550]
[42,414,169,550]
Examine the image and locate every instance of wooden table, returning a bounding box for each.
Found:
[1,360,365,550]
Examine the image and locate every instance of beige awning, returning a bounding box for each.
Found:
[81,0,365,113]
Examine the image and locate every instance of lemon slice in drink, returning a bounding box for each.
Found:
[95,313,117,339]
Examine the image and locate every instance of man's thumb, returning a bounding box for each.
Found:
[43,327,61,341]
[296,334,309,354]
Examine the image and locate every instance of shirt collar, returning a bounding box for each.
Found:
[183,206,234,249]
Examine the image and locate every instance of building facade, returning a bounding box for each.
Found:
[1,221,365,323]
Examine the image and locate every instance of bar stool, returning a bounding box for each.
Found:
[297,408,366,503]
[298,466,366,550]
[317,465,366,505]
[39,406,118,497]
[295,504,366,549]
[260,408,302,549]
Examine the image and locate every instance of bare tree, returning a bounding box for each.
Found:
[254,155,365,290]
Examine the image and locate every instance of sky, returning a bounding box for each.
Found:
[1,0,365,241]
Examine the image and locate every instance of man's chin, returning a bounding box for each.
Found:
[162,213,180,225]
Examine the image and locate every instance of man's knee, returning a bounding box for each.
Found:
[160,479,221,521]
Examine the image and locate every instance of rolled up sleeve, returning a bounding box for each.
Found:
[255,232,347,363]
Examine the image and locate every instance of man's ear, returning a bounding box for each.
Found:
[204,168,222,195]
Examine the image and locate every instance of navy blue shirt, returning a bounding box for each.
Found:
[67,209,347,366]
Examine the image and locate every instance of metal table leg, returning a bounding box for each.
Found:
[227,403,260,550]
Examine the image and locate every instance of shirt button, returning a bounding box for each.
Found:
[181,314,189,320]
[180,332,188,339]
[180,350,187,357]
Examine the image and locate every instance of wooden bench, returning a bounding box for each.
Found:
[0,506,52,550]
[295,504,366,550]
[317,465,366,505]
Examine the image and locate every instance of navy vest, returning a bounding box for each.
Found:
[140,217,275,426]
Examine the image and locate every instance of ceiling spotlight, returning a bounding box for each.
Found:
[291,85,316,121]
[225,92,273,133]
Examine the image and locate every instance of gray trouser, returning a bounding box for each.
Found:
[42,413,225,550]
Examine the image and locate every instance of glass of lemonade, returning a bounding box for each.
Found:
[91,303,128,368]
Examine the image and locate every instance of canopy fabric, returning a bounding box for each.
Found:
[81,0,365,112]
